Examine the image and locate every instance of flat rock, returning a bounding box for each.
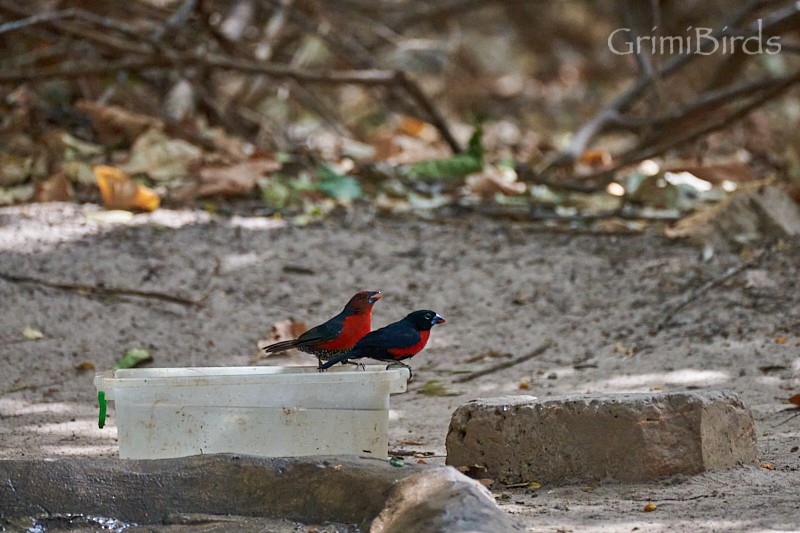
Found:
[446,390,757,485]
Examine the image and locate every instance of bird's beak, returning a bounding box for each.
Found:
[368,291,382,303]
[433,314,445,325]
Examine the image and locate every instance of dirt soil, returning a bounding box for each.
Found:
[1,202,799,532]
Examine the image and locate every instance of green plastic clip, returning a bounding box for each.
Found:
[97,390,107,429]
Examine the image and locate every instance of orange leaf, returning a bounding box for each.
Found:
[579,149,612,169]
[93,165,160,211]
[788,394,800,406]
[643,502,657,512]
[397,116,439,142]
[775,336,788,344]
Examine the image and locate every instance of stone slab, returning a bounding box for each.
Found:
[446,390,757,485]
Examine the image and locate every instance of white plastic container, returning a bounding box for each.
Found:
[94,365,409,460]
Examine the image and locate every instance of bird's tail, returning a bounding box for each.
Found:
[263,338,300,353]
[318,349,355,370]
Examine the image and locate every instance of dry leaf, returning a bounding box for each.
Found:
[579,149,612,168]
[787,394,800,406]
[664,201,726,239]
[121,128,202,182]
[75,361,96,371]
[519,381,530,390]
[466,165,525,196]
[775,336,788,344]
[36,172,74,202]
[93,165,160,211]
[643,502,657,512]
[761,462,775,470]
[76,101,161,145]
[23,325,44,340]
[197,158,281,197]
[397,116,439,142]
[664,163,758,184]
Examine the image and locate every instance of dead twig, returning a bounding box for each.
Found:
[0,272,205,307]
[544,0,783,170]
[651,250,766,334]
[454,339,553,383]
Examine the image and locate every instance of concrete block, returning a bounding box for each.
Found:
[446,390,757,485]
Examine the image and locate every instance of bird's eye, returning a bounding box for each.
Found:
[425,313,432,319]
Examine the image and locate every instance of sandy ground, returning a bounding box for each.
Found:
[1,202,799,532]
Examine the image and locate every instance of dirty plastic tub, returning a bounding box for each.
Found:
[94,365,410,460]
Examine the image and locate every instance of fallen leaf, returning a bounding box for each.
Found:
[519,381,530,390]
[75,361,96,371]
[578,149,612,169]
[664,163,758,184]
[504,481,541,489]
[407,128,483,179]
[76,100,162,145]
[315,166,362,202]
[23,325,44,340]
[418,380,461,397]
[477,478,495,488]
[0,152,33,186]
[121,127,202,182]
[36,172,74,202]
[788,394,800,406]
[643,502,657,512]
[466,165,525,196]
[397,116,439,142]
[456,464,488,479]
[761,462,775,470]
[416,459,428,465]
[84,210,135,223]
[114,348,153,369]
[93,166,160,211]
[775,336,788,344]
[197,158,280,197]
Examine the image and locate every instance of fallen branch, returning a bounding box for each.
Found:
[454,339,553,383]
[0,272,205,307]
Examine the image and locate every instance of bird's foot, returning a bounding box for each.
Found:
[385,362,412,380]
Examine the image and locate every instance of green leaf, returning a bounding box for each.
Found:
[418,380,461,397]
[407,127,484,179]
[315,166,363,201]
[114,348,153,369]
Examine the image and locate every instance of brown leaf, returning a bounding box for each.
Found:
[466,165,525,196]
[397,116,439,142]
[578,149,612,169]
[36,172,74,203]
[75,361,96,372]
[93,165,160,211]
[788,394,800,406]
[664,163,758,184]
[197,158,281,197]
[76,100,162,145]
[664,201,726,239]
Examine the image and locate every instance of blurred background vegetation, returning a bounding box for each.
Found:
[1,0,799,236]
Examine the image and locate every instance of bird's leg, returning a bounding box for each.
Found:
[385,361,412,380]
